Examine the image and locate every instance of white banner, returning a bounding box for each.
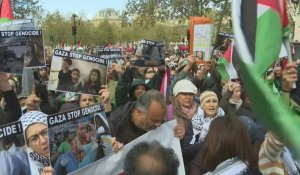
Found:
[69,120,185,175]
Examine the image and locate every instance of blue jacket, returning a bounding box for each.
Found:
[54,151,79,175]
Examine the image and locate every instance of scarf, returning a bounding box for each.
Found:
[229,98,243,109]
[181,102,197,119]
[204,157,248,175]
[29,152,50,167]
[172,97,197,129]
[190,107,225,144]
[27,147,50,175]
[282,147,300,175]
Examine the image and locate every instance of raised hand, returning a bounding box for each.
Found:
[99,85,111,104]
[173,123,185,140]
[25,85,41,111]
[281,63,298,92]
[227,80,234,92]
[0,73,12,91]
[187,54,195,66]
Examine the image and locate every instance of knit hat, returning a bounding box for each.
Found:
[221,82,241,96]
[173,79,197,97]
[199,91,218,108]
[19,111,48,134]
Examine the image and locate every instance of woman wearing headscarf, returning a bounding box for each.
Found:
[19,111,55,175]
[220,81,243,116]
[167,79,198,130]
[182,91,225,171]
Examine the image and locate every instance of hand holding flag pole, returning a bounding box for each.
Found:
[283,39,296,88]
[232,0,300,154]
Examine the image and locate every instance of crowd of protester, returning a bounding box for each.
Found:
[0,44,300,175]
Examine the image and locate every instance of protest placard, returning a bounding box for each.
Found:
[0,19,35,31]
[193,24,214,61]
[133,39,165,67]
[70,120,185,175]
[48,49,108,95]
[0,38,27,74]
[215,32,234,53]
[47,104,114,175]
[0,30,45,73]
[0,21,38,96]
[0,121,31,175]
[97,48,123,67]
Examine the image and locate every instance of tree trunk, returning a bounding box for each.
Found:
[214,0,229,47]
[199,0,203,16]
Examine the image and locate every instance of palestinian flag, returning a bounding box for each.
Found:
[60,40,65,48]
[232,0,300,153]
[105,42,111,48]
[217,42,238,82]
[0,0,14,23]
[77,39,82,47]
[160,68,171,101]
[232,0,289,74]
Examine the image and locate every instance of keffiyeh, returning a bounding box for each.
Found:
[190,107,225,144]
[204,157,248,175]
[29,152,50,167]
[19,111,48,134]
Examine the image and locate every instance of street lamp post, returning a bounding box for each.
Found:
[49,35,55,49]
[72,14,79,45]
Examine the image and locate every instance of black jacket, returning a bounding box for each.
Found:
[108,101,146,144]
[0,90,22,125]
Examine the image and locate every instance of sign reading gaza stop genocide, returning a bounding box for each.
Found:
[54,49,108,65]
[47,103,103,127]
[48,49,108,95]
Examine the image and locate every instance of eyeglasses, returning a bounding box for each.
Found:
[27,128,48,145]
[231,78,240,82]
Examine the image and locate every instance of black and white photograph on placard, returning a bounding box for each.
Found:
[0,30,45,73]
[133,39,165,67]
[0,37,27,74]
[97,48,123,67]
[0,19,35,31]
[48,49,108,95]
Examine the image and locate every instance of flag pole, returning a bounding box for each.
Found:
[283,38,296,88]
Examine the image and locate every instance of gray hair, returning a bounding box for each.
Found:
[124,141,179,175]
[135,89,166,113]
